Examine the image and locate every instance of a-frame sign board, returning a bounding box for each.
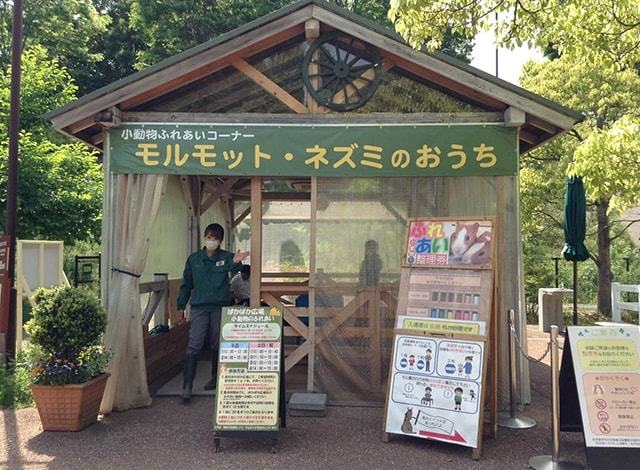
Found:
[383,218,497,460]
[213,306,286,453]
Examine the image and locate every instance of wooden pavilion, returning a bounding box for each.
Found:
[45,0,581,413]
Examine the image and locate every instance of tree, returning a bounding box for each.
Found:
[388,0,640,69]
[130,0,292,69]
[131,0,474,69]
[0,47,77,137]
[0,46,103,244]
[0,0,109,95]
[87,0,147,93]
[520,54,640,315]
[332,0,473,61]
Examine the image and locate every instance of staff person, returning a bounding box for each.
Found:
[177,223,249,402]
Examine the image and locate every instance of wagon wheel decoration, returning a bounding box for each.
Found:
[302,31,382,111]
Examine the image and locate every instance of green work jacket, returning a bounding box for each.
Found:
[177,248,243,310]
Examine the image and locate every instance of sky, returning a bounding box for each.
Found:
[470,30,544,85]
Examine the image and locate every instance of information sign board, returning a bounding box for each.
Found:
[214,306,283,432]
[385,333,485,448]
[567,325,640,448]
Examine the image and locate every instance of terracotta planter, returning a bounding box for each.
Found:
[31,373,110,432]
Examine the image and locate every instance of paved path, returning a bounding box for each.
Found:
[1,327,587,470]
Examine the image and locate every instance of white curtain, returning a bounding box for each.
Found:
[101,173,167,413]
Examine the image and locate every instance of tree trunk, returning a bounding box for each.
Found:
[596,198,612,316]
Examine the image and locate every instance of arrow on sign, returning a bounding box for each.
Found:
[419,429,466,443]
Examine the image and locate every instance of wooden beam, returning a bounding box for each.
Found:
[233,191,310,201]
[68,114,98,134]
[284,341,311,372]
[519,128,539,145]
[122,111,505,124]
[97,106,122,129]
[262,293,309,338]
[200,177,239,214]
[249,177,262,308]
[160,52,304,112]
[180,176,195,216]
[305,19,320,40]
[50,7,312,129]
[504,107,526,127]
[232,206,251,228]
[231,57,309,114]
[527,115,559,135]
[90,131,105,146]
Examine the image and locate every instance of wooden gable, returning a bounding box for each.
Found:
[45,0,581,153]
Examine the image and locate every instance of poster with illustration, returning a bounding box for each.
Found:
[567,326,640,448]
[404,219,493,269]
[385,334,485,448]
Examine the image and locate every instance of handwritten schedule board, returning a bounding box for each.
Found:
[567,326,640,448]
[214,306,283,432]
[385,333,485,448]
[404,218,493,269]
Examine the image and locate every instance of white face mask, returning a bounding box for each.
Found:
[204,239,220,250]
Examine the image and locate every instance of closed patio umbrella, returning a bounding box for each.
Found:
[562,176,589,325]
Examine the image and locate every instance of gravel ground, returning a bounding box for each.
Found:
[1,326,587,470]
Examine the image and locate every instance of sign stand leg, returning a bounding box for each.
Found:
[529,325,583,470]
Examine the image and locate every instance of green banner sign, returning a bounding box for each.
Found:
[109,123,518,177]
[213,306,283,432]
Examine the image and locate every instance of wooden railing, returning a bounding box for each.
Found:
[139,274,183,328]
[260,281,399,396]
[139,275,187,389]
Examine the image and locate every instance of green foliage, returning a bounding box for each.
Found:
[571,116,640,211]
[0,0,110,95]
[0,44,102,243]
[130,0,291,69]
[0,348,36,409]
[24,288,110,386]
[87,0,147,93]
[0,46,77,136]
[388,0,640,69]
[25,287,106,359]
[517,51,640,315]
[330,0,472,61]
[0,132,103,243]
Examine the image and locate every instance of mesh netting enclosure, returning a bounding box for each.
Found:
[313,176,497,403]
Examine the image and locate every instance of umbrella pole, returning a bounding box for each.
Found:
[572,260,578,325]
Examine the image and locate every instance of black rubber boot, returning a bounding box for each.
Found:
[203,349,218,391]
[181,353,198,403]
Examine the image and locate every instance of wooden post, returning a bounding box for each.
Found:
[250,177,262,308]
[152,273,169,326]
[305,20,320,392]
[308,176,317,392]
[100,134,113,310]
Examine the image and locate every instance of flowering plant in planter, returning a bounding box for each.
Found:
[26,287,110,384]
[30,346,111,386]
[25,286,111,431]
